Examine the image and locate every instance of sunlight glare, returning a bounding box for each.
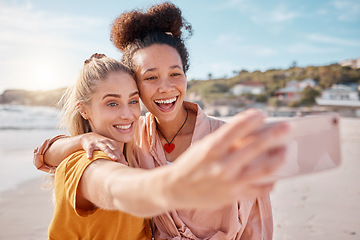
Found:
[24,59,73,91]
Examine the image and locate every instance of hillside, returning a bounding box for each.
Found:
[187,63,360,105]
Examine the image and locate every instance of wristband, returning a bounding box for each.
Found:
[33,135,68,173]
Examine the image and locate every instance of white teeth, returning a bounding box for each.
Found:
[115,124,131,130]
[154,97,177,104]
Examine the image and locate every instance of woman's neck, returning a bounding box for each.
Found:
[115,142,125,153]
[155,107,188,140]
[111,141,126,163]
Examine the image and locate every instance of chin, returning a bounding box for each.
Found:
[115,135,134,144]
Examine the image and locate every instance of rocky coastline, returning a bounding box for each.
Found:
[0,88,67,108]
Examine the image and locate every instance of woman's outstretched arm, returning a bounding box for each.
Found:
[77,109,291,217]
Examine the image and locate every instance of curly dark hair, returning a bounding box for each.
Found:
[110,2,193,73]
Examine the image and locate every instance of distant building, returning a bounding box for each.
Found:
[231,82,265,95]
[275,78,317,102]
[299,78,317,89]
[339,58,360,69]
[274,86,302,101]
[286,79,300,87]
[316,83,360,107]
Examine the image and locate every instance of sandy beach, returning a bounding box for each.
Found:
[0,118,359,239]
[0,128,63,240]
[271,117,360,240]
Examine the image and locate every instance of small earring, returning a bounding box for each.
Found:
[80,112,87,120]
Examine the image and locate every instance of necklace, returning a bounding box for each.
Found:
[156,109,188,153]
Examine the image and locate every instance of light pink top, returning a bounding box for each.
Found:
[131,101,273,240]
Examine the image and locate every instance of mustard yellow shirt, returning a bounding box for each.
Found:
[48,150,151,240]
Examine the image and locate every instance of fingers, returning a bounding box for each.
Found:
[229,148,286,200]
[86,141,120,160]
[209,109,265,154]
[226,121,290,169]
[86,144,95,159]
[223,145,286,188]
[80,133,120,160]
[96,141,120,160]
[237,146,287,183]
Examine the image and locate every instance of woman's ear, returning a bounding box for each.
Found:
[76,102,89,120]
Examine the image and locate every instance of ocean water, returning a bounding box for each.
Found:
[0,105,61,130]
[0,105,65,193]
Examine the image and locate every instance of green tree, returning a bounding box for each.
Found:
[300,86,321,105]
[255,94,268,103]
[209,83,229,93]
[268,97,280,107]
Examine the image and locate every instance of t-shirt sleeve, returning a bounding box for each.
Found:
[56,150,115,217]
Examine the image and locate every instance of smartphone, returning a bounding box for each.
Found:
[259,112,341,182]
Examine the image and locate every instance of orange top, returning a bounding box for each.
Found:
[49,150,151,240]
[130,101,273,240]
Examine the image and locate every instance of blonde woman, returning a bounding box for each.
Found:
[47,54,152,239]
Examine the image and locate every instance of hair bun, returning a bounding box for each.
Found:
[84,53,107,65]
[111,2,192,51]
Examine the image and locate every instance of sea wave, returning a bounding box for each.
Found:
[0,104,61,130]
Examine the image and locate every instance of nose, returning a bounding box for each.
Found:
[158,77,175,93]
[119,105,133,120]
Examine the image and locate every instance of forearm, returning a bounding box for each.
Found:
[104,164,175,217]
[43,135,82,167]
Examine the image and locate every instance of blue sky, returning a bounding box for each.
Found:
[0,0,359,93]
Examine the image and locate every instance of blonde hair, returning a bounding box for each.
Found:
[60,54,134,136]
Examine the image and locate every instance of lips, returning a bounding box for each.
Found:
[114,123,132,130]
[154,96,177,111]
[113,122,133,133]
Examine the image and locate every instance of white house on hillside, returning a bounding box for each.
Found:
[316,83,360,107]
[339,58,360,69]
[231,82,265,95]
[299,78,317,89]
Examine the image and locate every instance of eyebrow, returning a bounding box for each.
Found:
[142,65,183,74]
[170,65,183,70]
[143,68,156,74]
[102,91,139,100]
[129,91,140,97]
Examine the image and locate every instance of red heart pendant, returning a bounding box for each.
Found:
[164,143,175,153]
